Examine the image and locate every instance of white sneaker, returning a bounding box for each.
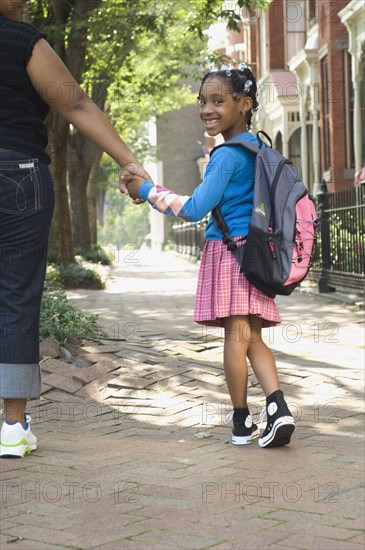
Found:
[0,415,37,458]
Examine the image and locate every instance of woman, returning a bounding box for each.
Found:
[0,0,148,457]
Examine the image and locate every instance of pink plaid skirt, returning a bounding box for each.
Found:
[194,238,281,328]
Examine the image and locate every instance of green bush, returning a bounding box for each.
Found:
[46,261,104,289]
[40,285,104,345]
[75,244,112,266]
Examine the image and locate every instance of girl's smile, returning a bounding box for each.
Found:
[203,117,220,130]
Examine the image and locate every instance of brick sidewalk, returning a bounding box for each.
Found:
[1,250,364,549]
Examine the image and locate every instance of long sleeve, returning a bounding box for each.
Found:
[138,147,239,222]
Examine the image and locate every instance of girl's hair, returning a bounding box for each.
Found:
[198,66,259,131]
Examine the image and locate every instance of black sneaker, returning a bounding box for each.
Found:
[258,390,295,448]
[226,408,259,446]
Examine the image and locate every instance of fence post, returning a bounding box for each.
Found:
[317,180,335,293]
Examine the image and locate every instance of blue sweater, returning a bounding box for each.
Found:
[138,132,257,240]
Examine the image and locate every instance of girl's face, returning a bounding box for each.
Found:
[198,76,253,141]
[0,0,27,21]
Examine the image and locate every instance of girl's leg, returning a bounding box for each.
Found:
[247,316,295,448]
[247,316,280,397]
[223,315,259,445]
[224,315,251,408]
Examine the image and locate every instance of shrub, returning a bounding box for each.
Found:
[75,244,112,266]
[46,261,104,289]
[40,285,104,345]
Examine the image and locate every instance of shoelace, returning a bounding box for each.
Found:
[225,410,267,426]
[259,408,267,424]
[224,411,234,424]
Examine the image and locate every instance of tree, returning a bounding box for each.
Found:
[26,0,270,260]
[68,0,201,250]
[28,0,103,260]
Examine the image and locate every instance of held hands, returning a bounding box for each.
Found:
[120,162,151,202]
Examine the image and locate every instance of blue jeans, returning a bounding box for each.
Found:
[0,148,54,398]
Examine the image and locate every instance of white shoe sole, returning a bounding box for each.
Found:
[259,417,295,448]
[232,427,260,445]
[0,441,37,458]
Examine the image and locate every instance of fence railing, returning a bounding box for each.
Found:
[172,182,365,294]
[172,218,207,259]
[309,181,365,292]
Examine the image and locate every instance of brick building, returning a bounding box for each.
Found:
[152,0,364,248]
[193,0,365,196]
[240,0,365,194]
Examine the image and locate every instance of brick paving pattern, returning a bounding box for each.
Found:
[1,250,364,549]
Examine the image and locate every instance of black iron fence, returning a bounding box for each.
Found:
[172,218,207,259]
[172,181,365,294]
[309,181,365,293]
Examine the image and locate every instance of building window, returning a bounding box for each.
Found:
[344,52,355,170]
[288,112,300,123]
[285,0,306,62]
[307,0,317,28]
[321,55,330,171]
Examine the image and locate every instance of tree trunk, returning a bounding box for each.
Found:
[96,187,107,229]
[68,135,101,250]
[45,0,103,260]
[47,111,75,262]
[87,150,104,244]
[69,79,108,248]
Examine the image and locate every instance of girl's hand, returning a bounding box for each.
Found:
[119,163,151,198]
[121,170,146,200]
[126,177,145,200]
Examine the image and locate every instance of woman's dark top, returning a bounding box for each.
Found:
[0,15,50,163]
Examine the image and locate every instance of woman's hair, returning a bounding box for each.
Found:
[198,65,259,131]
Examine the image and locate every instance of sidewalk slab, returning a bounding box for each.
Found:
[1,250,364,549]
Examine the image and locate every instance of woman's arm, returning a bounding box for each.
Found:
[26,38,143,172]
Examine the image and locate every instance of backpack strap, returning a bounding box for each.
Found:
[211,205,240,251]
[210,133,272,249]
[210,138,260,158]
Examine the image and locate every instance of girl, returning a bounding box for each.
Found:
[122,64,295,448]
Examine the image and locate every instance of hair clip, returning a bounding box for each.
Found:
[226,63,233,76]
[219,63,233,76]
[238,62,248,72]
[209,62,218,73]
[244,79,253,93]
[224,63,234,77]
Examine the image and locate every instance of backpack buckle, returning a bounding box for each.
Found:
[222,233,238,251]
[226,240,238,252]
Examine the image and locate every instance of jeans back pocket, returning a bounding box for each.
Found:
[0,159,41,215]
